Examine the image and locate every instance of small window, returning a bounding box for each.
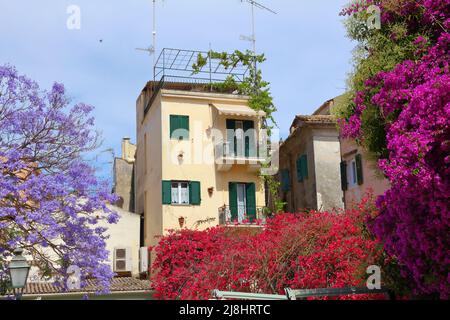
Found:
[348,159,357,187]
[171,182,189,205]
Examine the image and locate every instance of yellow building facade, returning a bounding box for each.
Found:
[136,83,266,248]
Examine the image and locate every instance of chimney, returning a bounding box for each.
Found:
[121,137,136,163]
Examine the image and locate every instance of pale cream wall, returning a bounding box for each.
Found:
[27,205,141,282]
[160,92,265,232]
[161,95,218,231]
[136,92,163,247]
[101,205,141,276]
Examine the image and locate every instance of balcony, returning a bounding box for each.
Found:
[218,205,267,226]
[215,142,267,172]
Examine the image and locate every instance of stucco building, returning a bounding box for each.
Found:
[135,49,267,249]
[100,205,141,277]
[278,99,344,212]
[112,138,136,213]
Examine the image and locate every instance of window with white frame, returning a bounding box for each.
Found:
[347,159,357,188]
[171,182,189,205]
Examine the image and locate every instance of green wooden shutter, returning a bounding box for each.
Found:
[340,161,348,191]
[189,181,201,205]
[301,154,309,180]
[170,115,189,140]
[180,116,189,140]
[226,120,236,157]
[246,183,257,222]
[355,154,364,185]
[228,182,238,221]
[296,157,303,182]
[162,180,172,204]
[243,120,255,158]
[170,115,178,139]
[281,169,290,192]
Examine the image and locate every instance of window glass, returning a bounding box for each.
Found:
[347,160,357,187]
[352,161,357,184]
[180,183,189,204]
[235,121,244,157]
[171,182,190,204]
[171,182,179,204]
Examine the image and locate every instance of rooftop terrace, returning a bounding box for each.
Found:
[142,48,252,116]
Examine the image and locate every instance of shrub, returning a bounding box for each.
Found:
[339,0,450,298]
[150,197,385,300]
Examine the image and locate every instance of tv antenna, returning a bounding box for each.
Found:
[136,0,162,75]
[240,0,277,54]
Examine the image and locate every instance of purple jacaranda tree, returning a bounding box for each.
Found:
[0,65,119,294]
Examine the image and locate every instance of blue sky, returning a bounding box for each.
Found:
[0,0,354,180]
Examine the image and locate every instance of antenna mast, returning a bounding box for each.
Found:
[136,0,160,77]
[240,0,277,54]
[152,0,157,67]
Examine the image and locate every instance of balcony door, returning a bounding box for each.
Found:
[236,183,247,223]
[235,121,245,157]
[229,182,257,223]
[226,119,256,158]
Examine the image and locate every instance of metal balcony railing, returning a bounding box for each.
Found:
[215,142,266,163]
[218,205,267,225]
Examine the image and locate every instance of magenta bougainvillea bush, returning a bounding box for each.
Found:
[340,0,449,298]
[151,198,385,300]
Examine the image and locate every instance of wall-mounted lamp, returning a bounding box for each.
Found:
[178,217,185,228]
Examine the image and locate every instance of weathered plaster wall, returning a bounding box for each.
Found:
[279,127,317,212]
[313,135,344,210]
[136,91,163,247]
[340,138,390,208]
[278,125,343,212]
[113,158,135,212]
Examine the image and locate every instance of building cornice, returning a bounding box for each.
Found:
[161,89,249,104]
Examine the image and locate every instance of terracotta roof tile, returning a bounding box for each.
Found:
[293,115,337,124]
[18,277,150,296]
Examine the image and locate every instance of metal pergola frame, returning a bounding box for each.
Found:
[153,48,251,84]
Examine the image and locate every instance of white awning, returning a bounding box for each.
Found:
[212,103,266,117]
